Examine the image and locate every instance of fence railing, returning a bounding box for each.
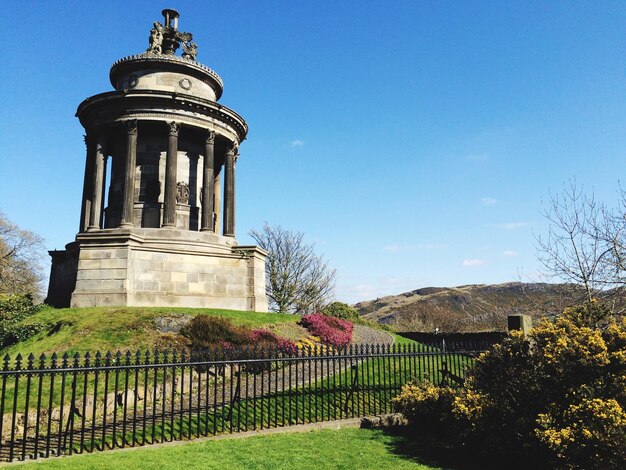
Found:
[0,341,490,462]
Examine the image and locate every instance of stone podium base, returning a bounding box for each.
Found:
[46,228,268,312]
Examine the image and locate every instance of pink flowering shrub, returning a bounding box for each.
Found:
[300,314,353,348]
[250,329,298,355]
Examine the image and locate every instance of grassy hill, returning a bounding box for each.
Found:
[0,306,303,357]
[355,282,588,332]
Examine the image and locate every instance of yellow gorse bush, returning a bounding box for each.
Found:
[392,302,626,469]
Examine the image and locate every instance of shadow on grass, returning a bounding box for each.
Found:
[379,426,553,470]
[377,426,486,470]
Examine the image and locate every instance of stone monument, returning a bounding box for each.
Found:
[46,9,268,311]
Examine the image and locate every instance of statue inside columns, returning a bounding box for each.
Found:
[147,22,164,54]
[176,182,190,204]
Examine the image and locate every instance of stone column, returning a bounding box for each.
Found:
[87,135,106,231]
[119,120,138,228]
[200,130,215,232]
[223,145,236,237]
[100,156,108,228]
[162,121,179,228]
[213,171,221,234]
[79,135,95,233]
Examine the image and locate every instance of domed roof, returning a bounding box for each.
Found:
[109,9,224,101]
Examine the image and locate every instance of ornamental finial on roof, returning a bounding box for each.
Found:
[146,9,198,61]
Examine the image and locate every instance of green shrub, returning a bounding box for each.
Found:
[392,302,626,469]
[0,294,41,347]
[2,321,46,347]
[320,302,360,321]
[180,315,251,350]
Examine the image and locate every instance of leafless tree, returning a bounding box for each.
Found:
[536,180,626,311]
[250,223,335,314]
[0,211,45,299]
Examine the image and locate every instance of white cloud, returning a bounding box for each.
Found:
[493,221,533,230]
[383,244,399,252]
[290,140,304,148]
[501,250,518,257]
[481,197,497,206]
[462,259,484,267]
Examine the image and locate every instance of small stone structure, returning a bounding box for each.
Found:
[47,9,268,311]
[507,314,533,336]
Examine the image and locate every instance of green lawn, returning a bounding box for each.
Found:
[3,427,443,470]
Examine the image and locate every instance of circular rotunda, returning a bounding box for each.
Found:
[47,9,268,311]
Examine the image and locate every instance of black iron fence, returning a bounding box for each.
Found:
[0,341,490,462]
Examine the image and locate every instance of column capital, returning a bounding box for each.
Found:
[168,121,179,137]
[127,119,138,135]
[226,142,238,156]
[205,129,216,145]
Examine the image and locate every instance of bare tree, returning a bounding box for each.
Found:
[0,211,45,299]
[250,223,335,314]
[536,180,626,311]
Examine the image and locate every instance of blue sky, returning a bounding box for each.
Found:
[1,1,625,303]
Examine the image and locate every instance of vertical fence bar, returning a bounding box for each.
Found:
[204,351,210,436]
[179,350,186,440]
[212,350,218,435]
[250,348,256,431]
[237,353,242,431]
[300,348,306,424]
[131,351,140,447]
[0,356,8,458]
[159,350,167,443]
[79,353,89,454]
[334,346,338,420]
[111,352,120,449]
[57,353,69,456]
[89,352,100,453]
[169,350,177,442]
[194,351,201,438]
[147,351,155,445]
[220,351,226,434]
[306,346,311,424]
[9,354,22,462]
[101,352,111,451]
[280,348,286,427]
[65,353,79,455]
[33,354,46,459]
[21,354,33,461]
[121,352,130,448]
[311,345,317,422]
[360,345,366,417]
[392,344,399,400]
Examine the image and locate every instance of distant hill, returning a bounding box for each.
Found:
[354,282,587,332]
